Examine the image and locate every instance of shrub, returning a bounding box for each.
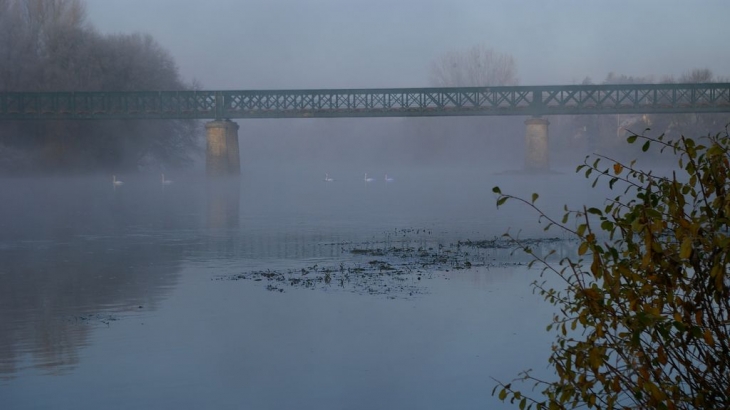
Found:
[492,126,730,409]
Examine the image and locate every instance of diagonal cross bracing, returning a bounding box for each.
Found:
[1,83,729,120]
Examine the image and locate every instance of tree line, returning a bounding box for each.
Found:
[0,0,199,174]
[566,69,730,161]
[424,44,729,166]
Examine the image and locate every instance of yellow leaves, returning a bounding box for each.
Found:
[638,366,650,381]
[707,142,724,157]
[578,232,597,256]
[595,323,605,338]
[641,252,652,269]
[613,163,623,175]
[578,242,589,256]
[694,310,703,326]
[710,264,724,291]
[490,130,730,409]
[689,174,697,187]
[631,217,644,233]
[590,256,602,278]
[645,380,667,401]
[588,348,604,371]
[629,293,640,312]
[673,312,683,324]
[678,217,692,230]
[657,346,667,365]
[578,312,588,326]
[650,241,664,254]
[651,219,667,233]
[703,329,715,347]
[680,237,693,259]
[611,376,621,393]
[583,288,601,303]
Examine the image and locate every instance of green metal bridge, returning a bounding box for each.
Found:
[1,83,729,120]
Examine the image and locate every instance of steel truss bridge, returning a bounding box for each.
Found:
[1,83,729,121]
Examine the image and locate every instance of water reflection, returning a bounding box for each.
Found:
[0,165,600,409]
[206,178,241,231]
[0,168,590,375]
[0,177,201,377]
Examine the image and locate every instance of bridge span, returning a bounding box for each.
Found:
[1,83,729,174]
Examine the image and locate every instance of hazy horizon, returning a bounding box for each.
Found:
[86,0,730,90]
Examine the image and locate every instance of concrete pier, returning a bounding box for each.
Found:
[205,120,240,176]
[524,117,550,171]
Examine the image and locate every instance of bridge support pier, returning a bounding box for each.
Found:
[206,120,240,176]
[524,117,550,172]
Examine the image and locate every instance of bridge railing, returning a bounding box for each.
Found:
[1,83,729,120]
[535,84,730,114]
[0,91,219,120]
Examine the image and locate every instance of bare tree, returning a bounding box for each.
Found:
[603,71,654,85]
[0,0,201,173]
[407,45,520,166]
[681,67,713,83]
[429,44,518,87]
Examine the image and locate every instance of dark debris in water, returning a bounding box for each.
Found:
[67,313,120,326]
[219,263,425,299]
[457,237,563,249]
[216,235,569,299]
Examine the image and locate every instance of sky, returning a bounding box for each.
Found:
[85,0,730,90]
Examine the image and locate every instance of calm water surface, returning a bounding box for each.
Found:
[0,162,603,409]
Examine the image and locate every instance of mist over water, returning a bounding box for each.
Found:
[0,150,612,409]
[0,0,726,406]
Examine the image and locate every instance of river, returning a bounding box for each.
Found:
[0,161,605,409]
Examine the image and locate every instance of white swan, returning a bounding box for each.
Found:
[324,173,334,182]
[364,173,375,182]
[112,175,123,186]
[161,173,173,185]
[385,174,394,182]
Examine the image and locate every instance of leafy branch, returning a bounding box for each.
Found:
[491,127,730,409]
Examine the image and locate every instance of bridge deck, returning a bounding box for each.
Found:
[1,83,729,120]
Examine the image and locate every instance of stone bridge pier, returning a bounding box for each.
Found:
[524,117,550,172]
[206,120,241,176]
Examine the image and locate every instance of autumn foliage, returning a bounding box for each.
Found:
[492,126,730,409]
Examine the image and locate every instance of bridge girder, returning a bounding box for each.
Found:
[0,83,729,120]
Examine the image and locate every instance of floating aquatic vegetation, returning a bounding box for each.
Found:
[216,234,570,298]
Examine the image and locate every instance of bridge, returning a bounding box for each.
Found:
[1,82,729,174]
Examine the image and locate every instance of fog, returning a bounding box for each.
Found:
[82,0,730,172]
[237,117,526,169]
[87,0,730,89]
[1,164,604,409]
[2,1,730,409]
